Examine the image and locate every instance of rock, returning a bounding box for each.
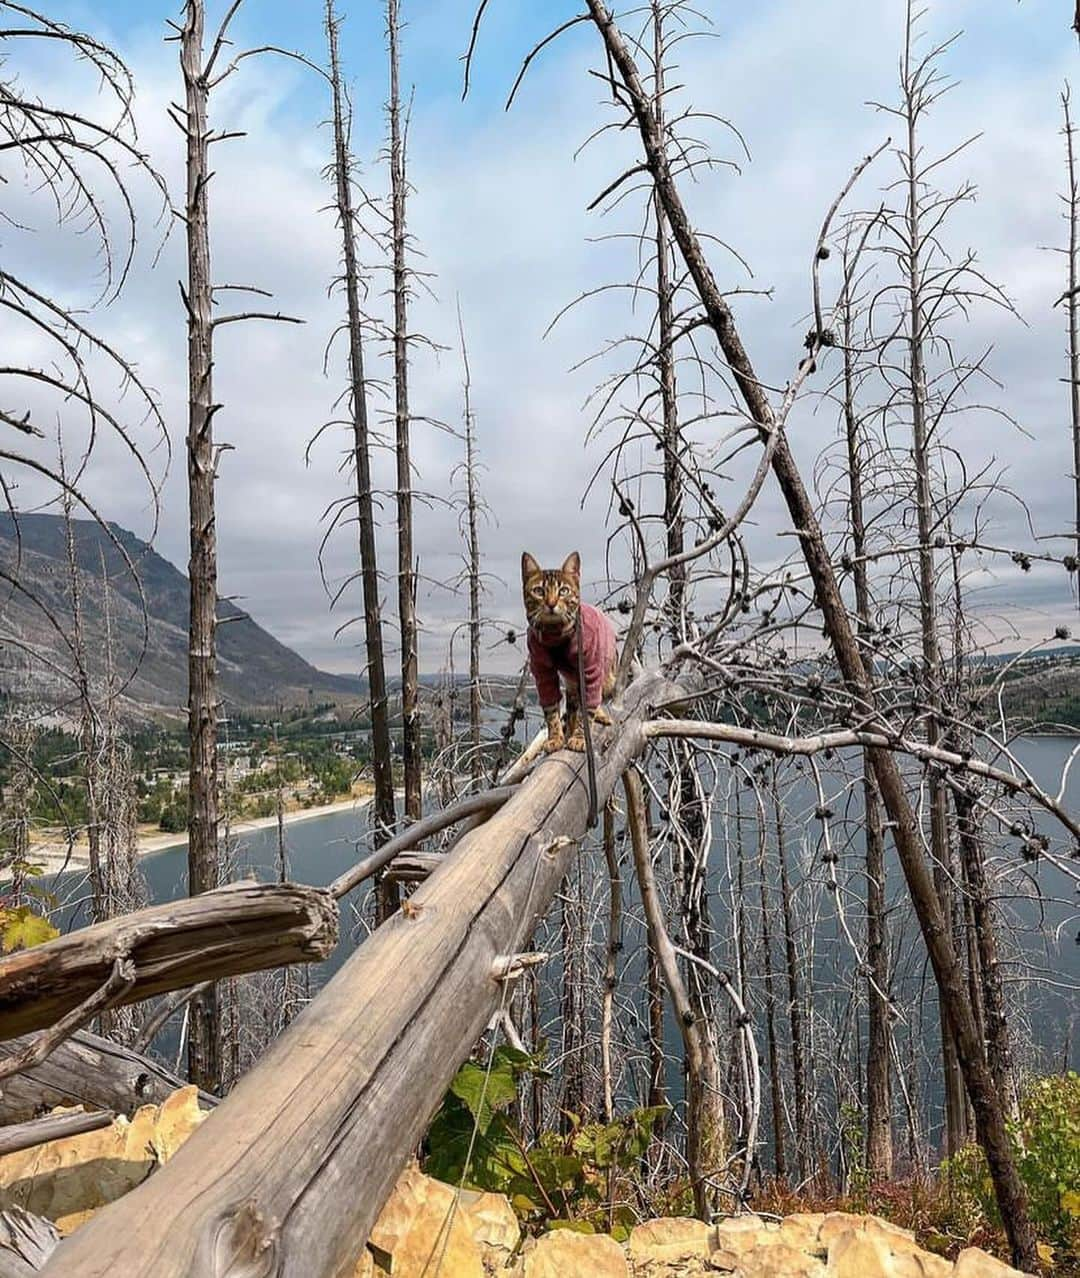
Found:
[367,1164,484,1278]
[819,1213,914,1250]
[737,1239,826,1277]
[827,1230,893,1278]
[628,1216,714,1275]
[778,1214,828,1256]
[0,1086,205,1234]
[953,1248,1034,1278]
[459,1190,521,1274]
[520,1229,628,1278]
[353,1249,375,1278]
[826,1226,951,1278]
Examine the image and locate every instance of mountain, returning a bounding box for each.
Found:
[0,514,361,718]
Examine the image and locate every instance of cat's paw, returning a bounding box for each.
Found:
[565,729,586,753]
[590,706,613,726]
[543,732,565,754]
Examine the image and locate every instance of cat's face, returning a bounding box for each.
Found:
[522,551,580,638]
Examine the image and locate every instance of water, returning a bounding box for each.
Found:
[40,734,1080,1152]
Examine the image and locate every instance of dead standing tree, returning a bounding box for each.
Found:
[386,0,422,825]
[1060,86,1080,608]
[321,0,398,886]
[171,0,303,1088]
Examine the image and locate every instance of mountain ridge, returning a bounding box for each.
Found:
[0,513,361,718]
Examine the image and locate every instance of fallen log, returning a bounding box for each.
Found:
[0,881,338,1043]
[0,1030,215,1123]
[40,667,686,1278]
[0,1209,58,1278]
[0,1109,114,1158]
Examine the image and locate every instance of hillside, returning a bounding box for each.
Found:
[0,514,361,717]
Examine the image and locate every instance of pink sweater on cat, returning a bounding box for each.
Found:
[528,602,617,710]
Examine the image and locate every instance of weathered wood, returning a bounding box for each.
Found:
[40,667,685,1278]
[0,1209,58,1277]
[0,882,337,1042]
[384,852,443,884]
[328,786,516,898]
[0,1030,215,1124]
[0,1109,114,1157]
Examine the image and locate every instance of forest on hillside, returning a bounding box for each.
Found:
[1,1,1080,1276]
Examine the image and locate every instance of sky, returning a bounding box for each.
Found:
[4,0,1080,676]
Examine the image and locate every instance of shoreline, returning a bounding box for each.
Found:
[32,792,373,878]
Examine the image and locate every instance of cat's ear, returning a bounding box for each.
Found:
[561,551,581,579]
[521,551,540,582]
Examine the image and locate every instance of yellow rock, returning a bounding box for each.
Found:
[819,1213,914,1249]
[628,1216,712,1265]
[353,1249,375,1278]
[521,1229,628,1278]
[367,1164,484,1278]
[826,1229,894,1278]
[738,1239,827,1278]
[0,1086,205,1235]
[459,1189,521,1273]
[952,1248,1034,1278]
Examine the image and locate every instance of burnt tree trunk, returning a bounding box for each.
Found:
[325,0,397,886]
[387,0,421,826]
[180,0,221,1094]
[839,264,893,1180]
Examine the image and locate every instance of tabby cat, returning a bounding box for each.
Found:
[522,551,617,753]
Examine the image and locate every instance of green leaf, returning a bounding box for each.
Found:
[1,907,58,953]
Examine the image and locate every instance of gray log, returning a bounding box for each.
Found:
[0,881,337,1042]
[0,1030,215,1124]
[39,667,684,1278]
[0,1109,114,1157]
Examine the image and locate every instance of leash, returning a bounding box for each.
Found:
[576,607,599,829]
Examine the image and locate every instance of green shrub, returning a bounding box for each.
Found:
[946,1072,1080,1257]
[424,1045,665,1238]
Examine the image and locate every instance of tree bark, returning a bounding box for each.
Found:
[180,0,221,1095]
[0,1029,216,1124]
[387,0,421,826]
[0,883,337,1041]
[325,0,397,888]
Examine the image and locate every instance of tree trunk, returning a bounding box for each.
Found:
[1066,90,1080,606]
[387,0,421,826]
[459,309,483,789]
[180,0,221,1095]
[625,765,722,1220]
[839,267,892,1180]
[0,1029,216,1124]
[0,882,337,1041]
[325,0,397,899]
[757,825,785,1179]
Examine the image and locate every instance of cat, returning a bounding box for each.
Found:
[522,550,617,753]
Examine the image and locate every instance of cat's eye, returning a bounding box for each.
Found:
[558,586,569,596]
[531,586,543,597]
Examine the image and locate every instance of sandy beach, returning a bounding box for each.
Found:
[30,792,373,878]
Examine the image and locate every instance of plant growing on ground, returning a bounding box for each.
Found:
[947,1072,1080,1264]
[424,1045,666,1237]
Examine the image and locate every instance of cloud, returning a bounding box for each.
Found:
[5,0,1080,678]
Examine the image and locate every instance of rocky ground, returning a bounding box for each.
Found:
[0,1089,1035,1277]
